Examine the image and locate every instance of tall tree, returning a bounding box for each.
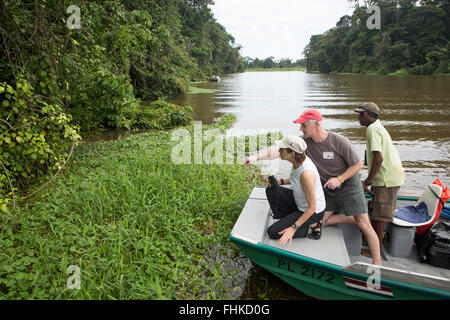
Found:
[304,1,448,74]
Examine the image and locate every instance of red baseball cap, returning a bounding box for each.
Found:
[293,109,323,124]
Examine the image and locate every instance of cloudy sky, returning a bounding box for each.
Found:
[210,0,355,61]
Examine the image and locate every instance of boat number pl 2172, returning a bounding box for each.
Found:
[278,259,335,284]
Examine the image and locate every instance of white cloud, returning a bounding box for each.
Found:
[210,0,354,60]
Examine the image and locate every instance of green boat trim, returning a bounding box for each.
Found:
[365,193,450,203]
[230,235,450,299]
[229,186,450,300]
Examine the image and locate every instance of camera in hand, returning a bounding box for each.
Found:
[268,175,278,188]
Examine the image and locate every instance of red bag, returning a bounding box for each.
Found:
[416,179,450,236]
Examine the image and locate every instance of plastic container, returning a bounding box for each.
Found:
[384,223,415,258]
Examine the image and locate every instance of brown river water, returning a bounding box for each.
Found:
[171,71,450,192]
[170,71,450,299]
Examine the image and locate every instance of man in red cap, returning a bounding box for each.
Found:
[293,109,323,123]
[245,108,382,265]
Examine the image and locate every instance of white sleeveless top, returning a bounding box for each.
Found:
[289,156,326,213]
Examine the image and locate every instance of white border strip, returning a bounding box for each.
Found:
[231,233,258,245]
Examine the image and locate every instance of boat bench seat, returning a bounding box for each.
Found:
[231,187,352,267]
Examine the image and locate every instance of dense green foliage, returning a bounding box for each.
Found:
[0,117,274,299]
[0,79,80,212]
[0,0,243,206]
[122,0,244,99]
[304,0,449,74]
[122,101,193,130]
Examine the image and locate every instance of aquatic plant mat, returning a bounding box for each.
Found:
[0,123,272,299]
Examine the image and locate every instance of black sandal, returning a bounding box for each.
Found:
[308,221,322,240]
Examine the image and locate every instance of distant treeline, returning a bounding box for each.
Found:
[243,57,306,70]
[304,0,449,74]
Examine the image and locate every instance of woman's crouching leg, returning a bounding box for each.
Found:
[267,211,307,239]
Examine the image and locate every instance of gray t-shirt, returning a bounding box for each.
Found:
[304,132,361,181]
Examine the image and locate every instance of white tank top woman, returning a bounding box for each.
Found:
[289,156,326,214]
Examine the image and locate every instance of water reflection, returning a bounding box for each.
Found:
[171,71,450,191]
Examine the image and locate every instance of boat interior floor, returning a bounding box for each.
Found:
[262,215,352,267]
[350,244,450,280]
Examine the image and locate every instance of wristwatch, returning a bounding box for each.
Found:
[364,179,372,186]
[292,223,299,231]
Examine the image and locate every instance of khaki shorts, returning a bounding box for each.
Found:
[372,186,400,222]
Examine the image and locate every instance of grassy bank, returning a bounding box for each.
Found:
[0,117,277,299]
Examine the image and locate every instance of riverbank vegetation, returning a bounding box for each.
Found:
[0,0,244,206]
[244,56,306,71]
[0,115,282,299]
[0,1,276,298]
[303,0,449,75]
